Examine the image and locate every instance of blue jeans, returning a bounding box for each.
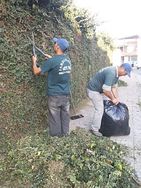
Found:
[48,95,70,136]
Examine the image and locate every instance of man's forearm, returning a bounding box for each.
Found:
[103,89,119,105]
[111,87,118,98]
[103,90,115,100]
[45,53,52,59]
[32,56,41,75]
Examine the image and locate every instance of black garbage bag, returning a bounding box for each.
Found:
[99,100,130,137]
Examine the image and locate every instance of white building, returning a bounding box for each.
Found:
[116,35,141,68]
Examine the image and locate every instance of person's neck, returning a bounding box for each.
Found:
[55,50,64,55]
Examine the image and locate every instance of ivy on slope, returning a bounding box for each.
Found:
[0,129,138,188]
[0,2,138,188]
[0,1,111,138]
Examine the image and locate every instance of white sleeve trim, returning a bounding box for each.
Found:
[102,84,111,91]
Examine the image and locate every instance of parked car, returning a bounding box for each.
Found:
[136,62,141,69]
[130,61,141,69]
[131,61,137,67]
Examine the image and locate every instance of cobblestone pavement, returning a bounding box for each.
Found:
[70,68,141,184]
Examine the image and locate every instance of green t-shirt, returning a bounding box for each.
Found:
[87,66,119,93]
[41,54,71,96]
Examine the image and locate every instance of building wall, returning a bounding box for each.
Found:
[117,35,141,67]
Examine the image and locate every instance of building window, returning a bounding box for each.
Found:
[131,55,137,61]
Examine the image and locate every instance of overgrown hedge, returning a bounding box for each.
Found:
[0,0,111,137]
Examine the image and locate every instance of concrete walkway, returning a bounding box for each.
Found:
[70,68,141,184]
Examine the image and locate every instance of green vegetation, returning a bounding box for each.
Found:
[0,1,137,187]
[137,100,141,108]
[96,32,115,65]
[118,80,128,87]
[0,129,137,187]
[0,0,114,138]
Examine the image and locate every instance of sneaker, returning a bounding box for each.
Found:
[90,128,102,137]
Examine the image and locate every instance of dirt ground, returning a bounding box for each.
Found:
[70,68,141,184]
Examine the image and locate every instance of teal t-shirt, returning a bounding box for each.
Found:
[41,54,71,96]
[87,66,119,93]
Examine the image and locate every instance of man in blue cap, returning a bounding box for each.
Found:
[32,37,71,137]
[87,63,132,136]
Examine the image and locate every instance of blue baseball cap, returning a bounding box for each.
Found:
[52,38,69,52]
[121,63,132,77]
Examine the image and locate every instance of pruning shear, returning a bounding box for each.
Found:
[32,32,36,57]
[31,32,46,57]
[31,32,40,67]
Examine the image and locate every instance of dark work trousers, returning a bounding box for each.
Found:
[48,95,70,136]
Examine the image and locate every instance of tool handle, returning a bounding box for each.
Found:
[35,46,46,56]
[32,45,36,57]
[28,35,47,57]
[32,32,36,57]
